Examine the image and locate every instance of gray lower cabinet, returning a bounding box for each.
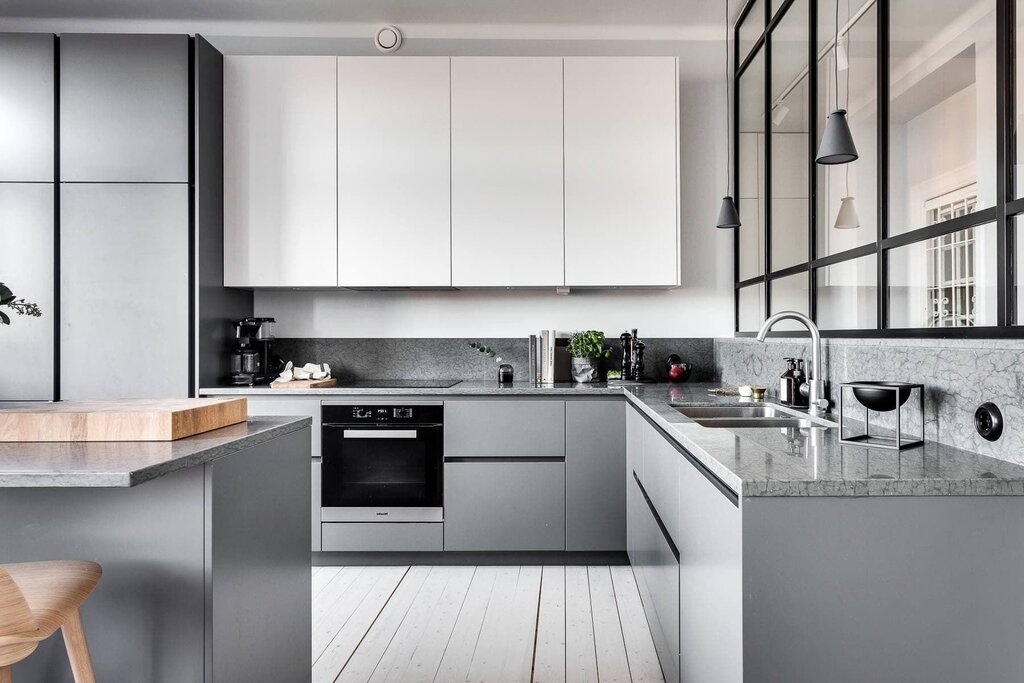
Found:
[0,33,54,182]
[566,399,625,551]
[322,523,443,552]
[444,459,566,551]
[0,184,54,400]
[60,183,189,400]
[444,399,565,457]
[60,33,189,182]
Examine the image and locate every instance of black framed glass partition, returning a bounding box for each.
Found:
[734,0,1020,337]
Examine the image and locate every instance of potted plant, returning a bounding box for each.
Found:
[568,330,612,383]
[0,282,41,325]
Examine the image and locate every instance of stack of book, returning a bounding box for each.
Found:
[530,331,569,384]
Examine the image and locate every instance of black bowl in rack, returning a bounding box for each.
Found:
[851,381,914,413]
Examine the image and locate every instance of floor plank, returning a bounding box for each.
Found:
[465,565,525,682]
[314,567,343,599]
[587,567,631,683]
[609,566,664,683]
[565,566,599,683]
[313,567,409,682]
[433,566,501,682]
[500,566,543,682]
[532,566,566,683]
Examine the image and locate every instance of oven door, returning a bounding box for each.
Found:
[321,423,443,522]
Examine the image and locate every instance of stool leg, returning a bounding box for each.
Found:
[61,609,96,683]
[0,665,11,683]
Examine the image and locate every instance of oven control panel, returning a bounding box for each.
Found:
[324,404,443,425]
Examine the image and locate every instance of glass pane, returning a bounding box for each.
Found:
[739,49,766,280]
[739,0,765,66]
[816,255,878,329]
[770,272,810,331]
[888,222,997,328]
[889,0,996,235]
[739,283,766,332]
[770,0,810,272]
[816,1,877,256]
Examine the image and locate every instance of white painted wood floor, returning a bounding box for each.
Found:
[311,565,665,683]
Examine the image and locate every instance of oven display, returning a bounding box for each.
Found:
[349,406,416,421]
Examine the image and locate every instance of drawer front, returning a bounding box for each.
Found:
[566,400,626,551]
[245,397,322,456]
[444,459,565,551]
[642,421,680,544]
[321,522,443,552]
[444,400,565,457]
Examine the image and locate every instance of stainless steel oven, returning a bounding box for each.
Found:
[320,402,443,522]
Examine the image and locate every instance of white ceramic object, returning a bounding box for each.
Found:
[738,385,753,397]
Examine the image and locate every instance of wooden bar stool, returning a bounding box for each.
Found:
[0,561,102,683]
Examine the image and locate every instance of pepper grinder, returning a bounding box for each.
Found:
[620,332,634,381]
[633,339,646,381]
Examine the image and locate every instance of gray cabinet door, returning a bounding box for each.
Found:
[678,452,742,683]
[0,184,53,400]
[60,34,189,182]
[444,399,565,457]
[0,33,54,182]
[642,418,680,544]
[566,399,625,551]
[626,406,645,564]
[444,459,565,551]
[60,184,189,399]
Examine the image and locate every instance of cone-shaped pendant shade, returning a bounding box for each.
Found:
[816,109,858,165]
[717,196,741,229]
[834,196,860,229]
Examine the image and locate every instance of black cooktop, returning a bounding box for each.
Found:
[335,379,462,389]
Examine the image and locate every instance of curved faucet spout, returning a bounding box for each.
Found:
[755,311,828,415]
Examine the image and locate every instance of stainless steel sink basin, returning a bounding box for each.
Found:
[673,404,825,429]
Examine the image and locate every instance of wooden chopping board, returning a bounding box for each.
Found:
[0,398,248,442]
[270,378,337,389]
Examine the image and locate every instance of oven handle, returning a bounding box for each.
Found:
[341,429,419,439]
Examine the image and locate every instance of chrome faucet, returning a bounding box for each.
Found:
[756,311,829,416]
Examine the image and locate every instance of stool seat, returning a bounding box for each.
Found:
[0,561,102,683]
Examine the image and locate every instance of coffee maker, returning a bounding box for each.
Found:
[229,317,281,385]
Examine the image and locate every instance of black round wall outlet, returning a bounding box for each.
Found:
[975,402,1003,442]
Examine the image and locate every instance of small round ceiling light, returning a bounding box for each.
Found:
[374,25,403,53]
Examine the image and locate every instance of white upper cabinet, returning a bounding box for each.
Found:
[0,34,54,182]
[224,56,338,287]
[563,57,679,286]
[451,57,565,287]
[337,57,451,287]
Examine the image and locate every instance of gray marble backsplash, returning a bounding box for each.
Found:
[715,337,1024,465]
[272,337,716,383]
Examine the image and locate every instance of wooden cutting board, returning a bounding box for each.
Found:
[270,378,338,389]
[0,398,248,442]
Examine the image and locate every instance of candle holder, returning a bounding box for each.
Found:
[839,382,924,450]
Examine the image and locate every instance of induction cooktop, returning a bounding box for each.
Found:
[335,379,462,389]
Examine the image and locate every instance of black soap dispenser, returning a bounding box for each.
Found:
[793,359,810,408]
[780,358,798,406]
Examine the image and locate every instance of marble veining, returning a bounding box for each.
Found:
[0,417,311,488]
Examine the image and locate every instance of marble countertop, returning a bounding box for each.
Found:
[0,417,311,488]
[201,382,1024,498]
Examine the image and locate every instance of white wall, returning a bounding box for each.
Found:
[247,39,734,338]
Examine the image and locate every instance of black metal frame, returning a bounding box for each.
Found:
[733,0,1023,338]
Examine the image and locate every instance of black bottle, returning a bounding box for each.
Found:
[793,360,810,408]
[779,358,798,406]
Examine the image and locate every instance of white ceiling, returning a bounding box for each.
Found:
[0,0,743,38]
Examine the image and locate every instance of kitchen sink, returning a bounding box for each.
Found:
[673,404,826,429]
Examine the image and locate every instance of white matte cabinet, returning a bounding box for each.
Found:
[564,57,679,286]
[224,56,338,287]
[0,33,54,182]
[450,57,565,287]
[337,57,451,287]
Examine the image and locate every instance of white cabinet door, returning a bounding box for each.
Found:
[564,57,679,286]
[0,34,54,182]
[451,57,564,287]
[224,56,337,287]
[0,184,53,400]
[337,57,451,287]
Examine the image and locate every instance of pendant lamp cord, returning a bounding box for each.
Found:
[725,0,732,194]
[843,0,852,196]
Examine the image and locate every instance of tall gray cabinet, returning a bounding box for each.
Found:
[59,34,191,400]
[0,35,55,401]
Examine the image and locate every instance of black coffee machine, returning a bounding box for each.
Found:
[229,317,282,385]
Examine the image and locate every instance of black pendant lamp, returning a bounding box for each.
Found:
[718,0,741,228]
[815,0,858,165]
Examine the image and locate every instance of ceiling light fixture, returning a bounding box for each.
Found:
[717,0,741,229]
[374,25,403,53]
[816,0,858,165]
[833,0,859,229]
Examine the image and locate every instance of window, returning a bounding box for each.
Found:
[734,0,1014,337]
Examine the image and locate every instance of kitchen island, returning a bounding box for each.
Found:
[0,416,312,683]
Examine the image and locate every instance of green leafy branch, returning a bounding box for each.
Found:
[469,341,504,365]
[568,330,613,359]
[0,283,42,326]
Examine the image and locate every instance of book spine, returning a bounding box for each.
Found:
[528,335,537,385]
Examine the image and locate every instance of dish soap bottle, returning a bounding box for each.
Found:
[779,358,798,406]
[793,359,810,408]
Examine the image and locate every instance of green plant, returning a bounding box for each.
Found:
[468,341,505,364]
[568,330,612,359]
[0,282,41,325]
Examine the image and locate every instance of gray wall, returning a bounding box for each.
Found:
[715,337,1024,465]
